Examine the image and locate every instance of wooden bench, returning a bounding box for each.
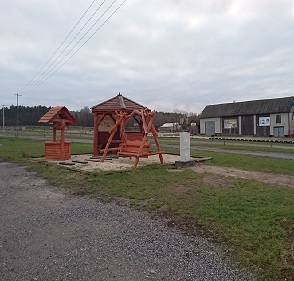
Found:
[125,132,144,141]
[118,140,151,158]
[98,109,164,168]
[118,139,164,168]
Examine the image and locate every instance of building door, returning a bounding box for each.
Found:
[241,115,254,135]
[273,127,284,137]
[205,121,215,135]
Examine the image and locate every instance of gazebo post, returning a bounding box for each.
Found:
[60,119,65,160]
[53,125,57,141]
[100,113,125,162]
[151,123,164,164]
[93,113,99,156]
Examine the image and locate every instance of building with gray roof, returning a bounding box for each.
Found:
[200,96,294,137]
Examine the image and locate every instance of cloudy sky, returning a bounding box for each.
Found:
[1,0,294,114]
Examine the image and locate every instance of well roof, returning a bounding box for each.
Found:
[91,93,148,112]
[38,106,77,125]
[201,96,294,118]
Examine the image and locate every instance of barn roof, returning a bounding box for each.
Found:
[201,96,294,118]
[91,93,148,112]
[38,106,77,125]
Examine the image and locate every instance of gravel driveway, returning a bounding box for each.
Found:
[0,162,254,281]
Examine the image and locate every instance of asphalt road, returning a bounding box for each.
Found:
[156,142,294,160]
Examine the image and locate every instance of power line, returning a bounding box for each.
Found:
[33,0,123,89]
[21,0,127,94]
[41,0,127,84]
[20,0,98,93]
[24,0,109,92]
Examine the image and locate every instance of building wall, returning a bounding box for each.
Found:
[256,114,270,136]
[159,123,180,132]
[200,118,222,134]
[288,112,294,137]
[159,126,174,132]
[222,117,239,135]
[201,113,293,137]
[269,112,289,136]
[240,115,254,135]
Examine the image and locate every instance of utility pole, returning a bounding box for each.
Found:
[2,105,5,133]
[14,93,22,137]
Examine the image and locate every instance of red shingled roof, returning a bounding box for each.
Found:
[91,93,148,112]
[38,106,77,125]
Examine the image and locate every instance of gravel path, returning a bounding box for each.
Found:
[0,162,255,281]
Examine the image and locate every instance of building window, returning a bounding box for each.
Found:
[276,114,281,123]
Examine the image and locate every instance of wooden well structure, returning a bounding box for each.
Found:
[38,106,77,161]
[91,93,163,168]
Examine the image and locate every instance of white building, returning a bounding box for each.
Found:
[200,96,294,137]
[159,122,180,132]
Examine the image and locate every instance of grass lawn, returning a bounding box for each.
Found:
[190,150,294,176]
[0,136,293,280]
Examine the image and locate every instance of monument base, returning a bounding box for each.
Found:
[175,160,196,168]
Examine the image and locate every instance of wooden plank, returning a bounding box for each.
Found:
[44,141,71,160]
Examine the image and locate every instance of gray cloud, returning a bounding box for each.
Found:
[1,0,294,114]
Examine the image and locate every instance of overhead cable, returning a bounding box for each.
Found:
[21,0,97,93]
[41,0,128,85]
[24,0,109,92]
[23,0,126,93]
[33,0,124,88]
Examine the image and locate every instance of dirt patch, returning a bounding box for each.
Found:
[40,154,201,172]
[201,174,238,189]
[37,154,294,188]
[191,165,294,188]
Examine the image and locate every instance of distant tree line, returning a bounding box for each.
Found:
[0,105,51,126]
[0,105,200,129]
[154,111,200,130]
[71,107,94,127]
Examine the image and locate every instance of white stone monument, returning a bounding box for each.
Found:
[180,132,190,162]
[175,132,195,168]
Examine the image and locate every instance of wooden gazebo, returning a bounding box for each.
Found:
[91,93,163,168]
[38,106,77,161]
